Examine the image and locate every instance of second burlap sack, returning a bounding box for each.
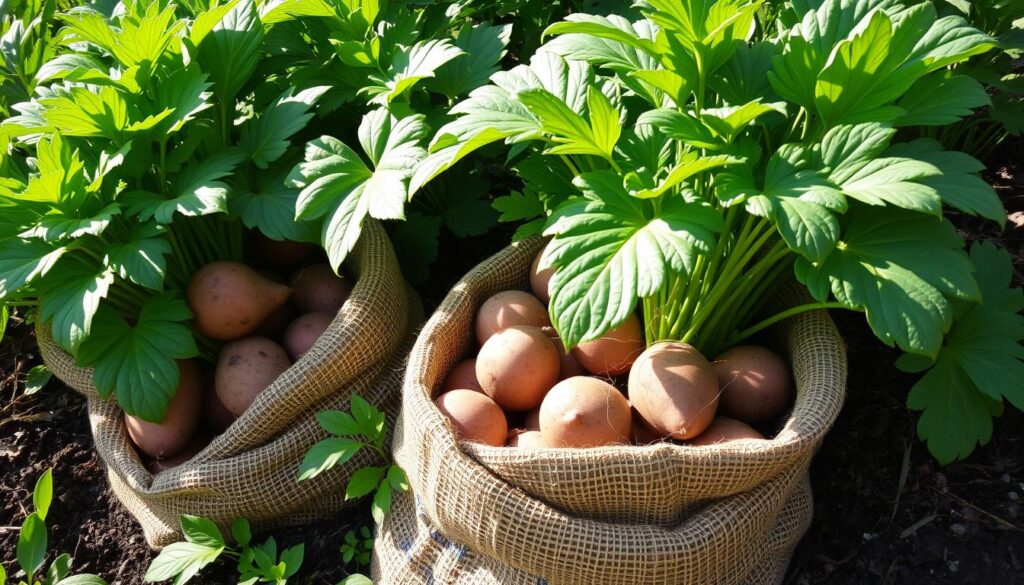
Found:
[374,236,846,584]
[39,220,421,547]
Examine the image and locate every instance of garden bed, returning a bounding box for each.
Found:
[2,162,1021,582]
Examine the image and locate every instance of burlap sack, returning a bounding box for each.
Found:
[374,236,846,584]
[38,220,421,547]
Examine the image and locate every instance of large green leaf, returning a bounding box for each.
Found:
[153,65,213,136]
[239,85,329,169]
[746,144,845,261]
[898,242,1024,464]
[894,73,990,127]
[194,0,264,102]
[428,23,512,98]
[104,222,172,290]
[38,258,114,354]
[144,541,223,585]
[543,170,722,347]
[126,150,246,223]
[289,110,427,269]
[518,86,620,159]
[884,139,1005,225]
[362,39,464,105]
[796,206,980,357]
[0,238,66,299]
[231,168,317,243]
[76,294,198,421]
[816,123,942,214]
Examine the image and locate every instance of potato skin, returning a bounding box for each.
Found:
[215,337,291,417]
[126,360,203,458]
[507,429,547,448]
[475,290,551,345]
[283,312,333,360]
[530,248,554,304]
[476,326,560,412]
[442,359,484,393]
[571,313,645,377]
[290,264,352,315]
[188,262,291,340]
[628,342,719,440]
[435,390,508,446]
[687,417,765,446]
[713,345,792,424]
[539,376,632,448]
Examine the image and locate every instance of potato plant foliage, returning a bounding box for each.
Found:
[416,0,1024,464]
[0,0,510,421]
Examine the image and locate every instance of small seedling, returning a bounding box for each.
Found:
[340,526,374,568]
[144,516,303,585]
[298,394,409,524]
[2,469,108,585]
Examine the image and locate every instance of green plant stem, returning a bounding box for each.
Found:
[718,301,854,349]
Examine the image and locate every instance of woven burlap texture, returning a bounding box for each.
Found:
[38,220,420,548]
[375,236,847,585]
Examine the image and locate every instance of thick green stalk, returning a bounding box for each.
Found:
[718,301,854,349]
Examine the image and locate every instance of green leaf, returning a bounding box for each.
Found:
[0,305,8,344]
[76,294,198,421]
[240,86,330,169]
[631,152,739,199]
[144,541,223,585]
[363,39,465,105]
[544,170,722,347]
[153,66,213,136]
[796,206,979,357]
[17,513,46,580]
[543,13,661,60]
[518,86,620,159]
[895,73,990,127]
[316,410,361,436]
[899,242,1024,464]
[493,191,544,223]
[127,150,246,223]
[345,466,385,500]
[33,469,53,521]
[259,0,338,24]
[637,109,719,150]
[38,260,115,354]
[884,139,1005,226]
[700,100,786,143]
[814,9,896,127]
[412,53,593,192]
[339,575,373,585]
[386,465,408,491]
[180,515,225,548]
[370,481,392,525]
[24,364,52,396]
[47,553,72,583]
[55,575,108,585]
[104,222,172,291]
[280,544,304,578]
[748,145,844,261]
[231,517,251,547]
[0,239,66,299]
[289,110,426,270]
[194,0,264,101]
[231,167,317,243]
[297,437,363,481]
[429,23,512,98]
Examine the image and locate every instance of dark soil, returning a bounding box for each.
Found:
[2,145,1023,584]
